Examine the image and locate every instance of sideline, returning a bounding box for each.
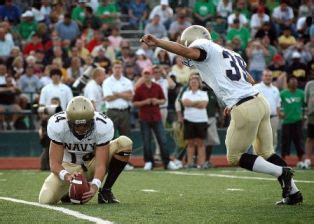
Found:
[165,171,314,183]
[0,197,113,224]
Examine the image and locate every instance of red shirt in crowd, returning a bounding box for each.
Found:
[23,42,44,55]
[133,82,165,122]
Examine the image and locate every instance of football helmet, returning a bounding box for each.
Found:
[66,96,95,137]
[180,25,211,47]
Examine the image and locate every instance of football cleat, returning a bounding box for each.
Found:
[98,189,120,204]
[278,167,294,198]
[276,191,303,205]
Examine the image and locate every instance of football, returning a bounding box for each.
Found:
[69,173,90,204]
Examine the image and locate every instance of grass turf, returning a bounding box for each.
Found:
[0,168,314,224]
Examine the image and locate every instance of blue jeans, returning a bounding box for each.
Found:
[140,120,170,168]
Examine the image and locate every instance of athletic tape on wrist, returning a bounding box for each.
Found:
[59,169,69,181]
[91,178,102,189]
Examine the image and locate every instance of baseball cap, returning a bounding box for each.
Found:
[136,49,146,56]
[292,51,301,59]
[160,0,169,5]
[22,11,34,18]
[272,54,283,62]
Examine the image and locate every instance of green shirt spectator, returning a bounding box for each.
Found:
[280,88,304,124]
[71,1,86,26]
[193,0,215,17]
[18,16,38,40]
[226,22,250,50]
[96,0,118,24]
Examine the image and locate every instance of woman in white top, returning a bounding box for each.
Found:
[181,74,208,168]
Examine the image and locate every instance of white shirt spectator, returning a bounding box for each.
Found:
[250,13,270,30]
[39,83,73,110]
[272,5,294,21]
[182,89,209,123]
[228,13,248,27]
[149,4,173,24]
[0,37,14,58]
[102,75,133,109]
[255,82,281,116]
[40,5,51,17]
[216,0,233,18]
[40,76,52,86]
[84,79,103,112]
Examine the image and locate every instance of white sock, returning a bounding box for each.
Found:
[252,156,283,177]
[290,179,299,195]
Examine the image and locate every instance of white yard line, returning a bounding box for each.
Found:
[141,189,158,193]
[0,197,113,224]
[0,179,7,181]
[226,188,244,191]
[166,171,314,183]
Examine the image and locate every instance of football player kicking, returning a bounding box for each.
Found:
[141,25,303,205]
[39,96,132,204]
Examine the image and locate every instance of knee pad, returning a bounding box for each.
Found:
[110,135,133,156]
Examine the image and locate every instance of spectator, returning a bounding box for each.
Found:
[280,77,305,163]
[250,6,270,37]
[0,75,22,130]
[11,56,24,80]
[284,39,312,66]
[23,34,44,55]
[39,68,73,110]
[303,78,314,168]
[171,56,191,85]
[0,0,21,25]
[193,0,216,26]
[298,0,314,18]
[262,35,278,66]
[0,27,14,60]
[226,18,250,50]
[31,2,45,23]
[96,0,119,26]
[66,57,84,85]
[216,0,233,19]
[168,11,192,41]
[40,0,52,23]
[108,27,123,49]
[272,0,296,36]
[133,67,179,170]
[84,67,106,112]
[82,5,102,30]
[154,47,172,66]
[246,40,269,82]
[255,22,278,46]
[227,8,248,29]
[72,39,89,61]
[149,0,173,29]
[135,49,153,72]
[181,74,208,168]
[287,51,308,89]
[144,15,167,39]
[255,70,281,150]
[86,30,103,53]
[71,0,87,27]
[128,0,148,29]
[18,11,38,41]
[278,25,297,52]
[268,53,287,90]
[92,37,116,62]
[17,65,42,101]
[56,13,80,42]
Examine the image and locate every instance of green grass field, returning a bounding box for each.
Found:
[1,168,314,224]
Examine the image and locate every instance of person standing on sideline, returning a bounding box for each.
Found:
[84,67,106,112]
[133,67,179,171]
[255,70,281,151]
[140,25,303,205]
[102,60,134,170]
[303,79,314,169]
[280,77,305,165]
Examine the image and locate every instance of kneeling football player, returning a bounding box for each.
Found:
[38,96,132,204]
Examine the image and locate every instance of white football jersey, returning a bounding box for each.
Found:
[47,111,114,165]
[189,39,259,108]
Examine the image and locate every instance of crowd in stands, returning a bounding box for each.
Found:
[0,0,313,169]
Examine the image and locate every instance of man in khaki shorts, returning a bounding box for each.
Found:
[38,96,132,204]
[141,25,303,205]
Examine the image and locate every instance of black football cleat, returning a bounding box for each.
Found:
[98,189,120,204]
[278,167,294,198]
[276,191,303,205]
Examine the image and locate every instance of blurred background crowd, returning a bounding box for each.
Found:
[0,0,313,170]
